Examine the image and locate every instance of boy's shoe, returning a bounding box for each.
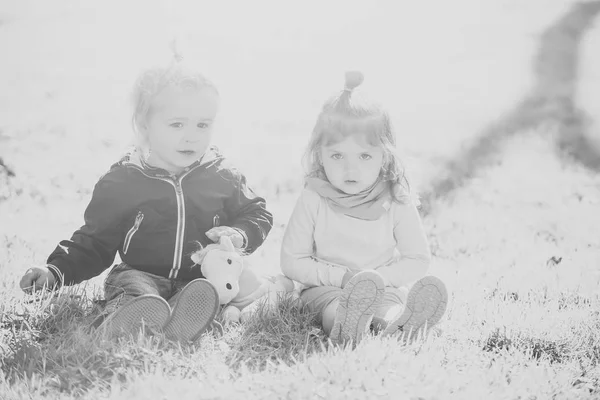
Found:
[330,270,385,346]
[382,275,448,338]
[100,294,171,337]
[164,279,220,343]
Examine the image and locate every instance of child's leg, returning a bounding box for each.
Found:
[102,263,172,316]
[300,271,386,345]
[382,276,448,338]
[330,271,385,346]
[371,287,408,334]
[300,285,342,335]
[163,279,220,342]
[321,299,339,335]
[96,263,172,335]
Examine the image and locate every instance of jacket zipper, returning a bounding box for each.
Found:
[168,178,186,279]
[125,164,200,280]
[123,211,144,254]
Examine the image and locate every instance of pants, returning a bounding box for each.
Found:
[300,285,408,333]
[102,263,193,315]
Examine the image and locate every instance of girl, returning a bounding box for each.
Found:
[281,71,448,345]
[19,56,273,342]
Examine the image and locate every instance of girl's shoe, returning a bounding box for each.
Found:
[164,279,220,343]
[382,275,448,338]
[330,271,385,346]
[100,294,171,337]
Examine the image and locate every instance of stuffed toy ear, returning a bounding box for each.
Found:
[190,242,208,265]
[190,237,236,266]
[219,236,235,252]
[190,242,220,265]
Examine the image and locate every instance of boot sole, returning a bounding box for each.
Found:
[382,275,448,338]
[164,279,220,342]
[101,294,171,337]
[330,271,385,345]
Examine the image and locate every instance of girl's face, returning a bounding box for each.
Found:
[143,86,219,174]
[320,133,384,194]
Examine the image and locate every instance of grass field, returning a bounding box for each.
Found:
[1,0,600,398]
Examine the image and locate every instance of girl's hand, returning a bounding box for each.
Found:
[205,226,244,249]
[19,265,57,293]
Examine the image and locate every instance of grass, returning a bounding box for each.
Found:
[226,295,325,371]
[1,242,600,399]
[2,0,600,398]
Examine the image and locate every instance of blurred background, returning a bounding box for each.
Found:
[0,0,599,295]
[2,0,598,175]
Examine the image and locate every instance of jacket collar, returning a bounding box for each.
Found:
[120,146,222,178]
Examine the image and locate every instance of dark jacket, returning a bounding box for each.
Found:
[47,147,273,285]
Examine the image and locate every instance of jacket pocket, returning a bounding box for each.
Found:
[123,211,144,255]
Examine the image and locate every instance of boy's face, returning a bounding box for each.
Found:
[144,86,219,174]
[320,133,384,194]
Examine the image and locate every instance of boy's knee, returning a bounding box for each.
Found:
[104,266,163,300]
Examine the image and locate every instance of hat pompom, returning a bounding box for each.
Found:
[344,71,364,91]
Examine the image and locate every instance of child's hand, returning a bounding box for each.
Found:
[205,226,244,249]
[341,270,358,288]
[19,265,57,293]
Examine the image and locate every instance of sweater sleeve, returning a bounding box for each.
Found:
[46,175,128,286]
[224,169,273,254]
[375,201,431,288]
[280,189,347,288]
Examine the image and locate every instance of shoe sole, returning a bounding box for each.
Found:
[382,275,448,338]
[164,279,220,342]
[330,271,385,345]
[101,294,171,337]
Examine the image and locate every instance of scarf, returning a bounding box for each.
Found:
[306,177,391,221]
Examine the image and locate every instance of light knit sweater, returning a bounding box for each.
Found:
[281,188,431,288]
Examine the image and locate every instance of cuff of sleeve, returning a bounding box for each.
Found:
[374,265,394,287]
[232,227,249,251]
[329,265,348,288]
[46,264,65,288]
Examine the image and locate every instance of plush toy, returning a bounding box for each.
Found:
[190,236,295,324]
